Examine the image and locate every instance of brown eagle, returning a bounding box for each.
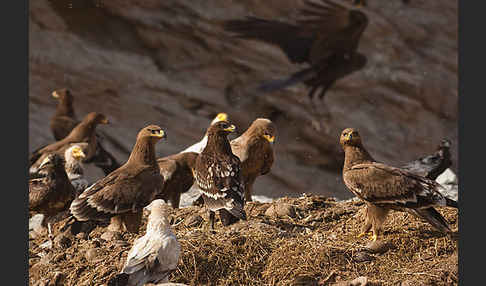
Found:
[156,152,199,208]
[29,112,109,176]
[224,0,368,100]
[340,128,458,241]
[29,153,76,238]
[230,118,276,202]
[193,121,247,229]
[49,88,120,175]
[69,125,166,234]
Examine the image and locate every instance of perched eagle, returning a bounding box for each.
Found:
[179,112,228,154]
[120,199,180,286]
[70,125,166,234]
[29,153,76,237]
[63,144,89,197]
[230,118,276,202]
[340,128,458,241]
[193,121,247,229]
[156,152,199,208]
[401,139,452,180]
[29,112,109,175]
[49,88,120,175]
[224,0,368,100]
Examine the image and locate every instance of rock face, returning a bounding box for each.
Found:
[29,0,457,200]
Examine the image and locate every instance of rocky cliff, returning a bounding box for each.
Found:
[29,0,458,200]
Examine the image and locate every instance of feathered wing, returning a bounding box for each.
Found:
[123,235,164,275]
[29,178,55,211]
[70,166,163,221]
[195,155,246,219]
[401,139,452,180]
[408,207,453,234]
[180,135,208,154]
[343,162,450,209]
[224,16,316,64]
[299,0,368,61]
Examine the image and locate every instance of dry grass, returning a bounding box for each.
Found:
[29,194,458,286]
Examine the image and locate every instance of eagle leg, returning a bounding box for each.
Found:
[209,211,215,230]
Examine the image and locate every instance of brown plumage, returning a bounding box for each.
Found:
[224,0,368,100]
[194,121,247,229]
[50,88,78,141]
[29,112,109,175]
[49,89,120,175]
[340,128,458,241]
[351,0,410,7]
[69,125,166,234]
[29,153,76,236]
[156,152,198,208]
[230,118,276,202]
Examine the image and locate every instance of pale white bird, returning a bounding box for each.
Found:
[179,113,228,154]
[121,199,181,286]
[63,144,89,197]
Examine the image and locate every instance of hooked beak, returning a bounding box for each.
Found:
[223,124,236,133]
[263,134,275,144]
[72,148,86,160]
[216,113,228,122]
[151,130,166,139]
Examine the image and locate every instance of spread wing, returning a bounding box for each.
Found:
[299,0,368,62]
[224,16,316,64]
[343,162,447,209]
[70,166,163,221]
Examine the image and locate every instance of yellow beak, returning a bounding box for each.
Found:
[151,130,166,138]
[52,91,59,98]
[263,134,275,143]
[223,124,236,132]
[101,118,109,124]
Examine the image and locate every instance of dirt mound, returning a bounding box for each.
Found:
[29,195,458,286]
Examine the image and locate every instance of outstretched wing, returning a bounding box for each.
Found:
[224,16,316,64]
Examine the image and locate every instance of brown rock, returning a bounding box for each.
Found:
[265,203,297,218]
[353,252,375,263]
[53,233,71,249]
[100,231,122,241]
[85,248,101,262]
[364,240,393,254]
[331,276,368,286]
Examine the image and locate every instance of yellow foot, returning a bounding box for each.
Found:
[357,232,371,238]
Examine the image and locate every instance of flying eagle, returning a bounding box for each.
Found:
[49,88,120,175]
[29,153,76,238]
[156,152,199,208]
[224,0,369,100]
[120,199,180,286]
[69,125,166,234]
[193,121,247,229]
[29,112,109,176]
[340,128,458,241]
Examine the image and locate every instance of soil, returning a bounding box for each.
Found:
[29,194,458,286]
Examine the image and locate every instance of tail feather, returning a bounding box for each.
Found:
[410,207,452,234]
[258,67,316,93]
[445,197,458,208]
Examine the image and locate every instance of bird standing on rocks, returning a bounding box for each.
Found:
[193,121,247,229]
[340,128,458,241]
[69,125,166,236]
